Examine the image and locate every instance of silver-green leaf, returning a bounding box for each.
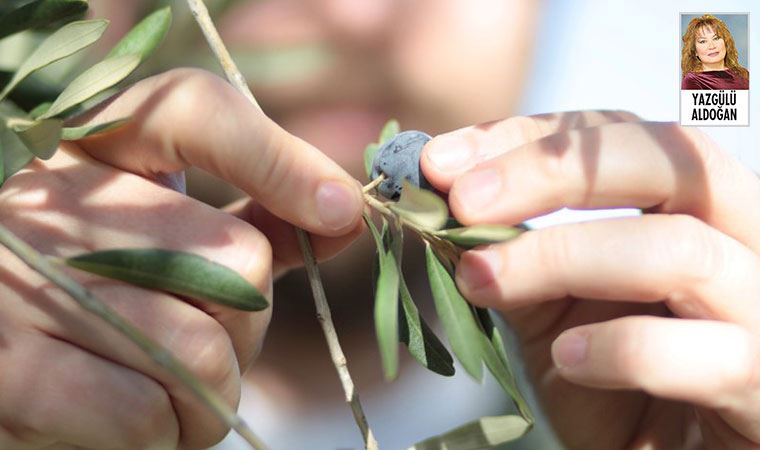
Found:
[365,215,401,380]
[106,6,171,62]
[399,276,455,376]
[474,307,533,422]
[0,0,89,41]
[435,224,523,249]
[62,117,128,140]
[425,243,483,380]
[64,248,269,311]
[0,102,36,186]
[40,53,140,119]
[0,19,108,101]
[9,117,62,159]
[408,415,531,450]
[364,119,400,179]
[378,119,400,145]
[390,181,449,231]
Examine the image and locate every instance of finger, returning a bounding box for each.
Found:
[552,316,760,444]
[72,68,364,237]
[446,121,760,252]
[456,214,760,330]
[421,110,641,191]
[223,197,364,278]
[0,331,178,450]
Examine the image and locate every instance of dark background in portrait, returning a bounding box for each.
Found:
[680,13,749,79]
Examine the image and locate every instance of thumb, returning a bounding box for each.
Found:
[73,68,363,236]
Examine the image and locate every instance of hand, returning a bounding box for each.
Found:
[0,68,364,450]
[422,112,760,449]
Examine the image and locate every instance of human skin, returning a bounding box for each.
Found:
[0,69,364,449]
[695,26,727,71]
[421,111,760,449]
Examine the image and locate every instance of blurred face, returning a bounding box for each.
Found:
[217,0,540,177]
[694,26,726,69]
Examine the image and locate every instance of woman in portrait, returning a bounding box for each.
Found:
[681,14,749,89]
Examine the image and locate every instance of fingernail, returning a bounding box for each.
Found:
[458,248,502,291]
[426,134,475,173]
[453,168,502,215]
[316,180,358,231]
[552,331,588,368]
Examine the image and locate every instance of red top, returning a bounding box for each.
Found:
[681,70,749,90]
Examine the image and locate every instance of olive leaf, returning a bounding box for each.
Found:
[0,19,109,101]
[364,119,400,179]
[0,0,89,41]
[364,142,379,179]
[8,117,62,159]
[29,102,52,119]
[474,307,533,421]
[379,119,400,145]
[435,224,523,249]
[62,117,129,140]
[364,214,401,380]
[425,243,483,380]
[408,415,531,450]
[64,248,269,311]
[0,102,36,186]
[390,181,449,231]
[386,215,455,377]
[399,274,455,377]
[39,53,140,119]
[106,6,172,62]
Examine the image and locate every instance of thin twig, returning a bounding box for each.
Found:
[185,1,380,448]
[0,223,269,450]
[296,230,379,449]
[362,174,385,194]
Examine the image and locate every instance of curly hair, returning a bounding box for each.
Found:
[681,15,748,79]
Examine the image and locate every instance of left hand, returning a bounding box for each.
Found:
[422,111,760,449]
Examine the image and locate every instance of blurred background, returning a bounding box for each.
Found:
[2,0,756,449]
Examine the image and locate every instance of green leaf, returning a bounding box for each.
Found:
[40,53,140,119]
[399,276,455,376]
[64,248,269,311]
[435,224,523,249]
[0,0,89,41]
[386,218,455,377]
[364,119,400,180]
[29,101,52,119]
[365,215,401,380]
[474,308,534,423]
[0,102,36,186]
[390,181,449,231]
[378,119,400,145]
[62,117,128,140]
[408,415,531,450]
[425,243,483,380]
[0,19,108,101]
[106,6,171,62]
[9,117,62,159]
[364,142,379,180]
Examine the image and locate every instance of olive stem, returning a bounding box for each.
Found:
[0,223,270,450]
[362,173,385,194]
[186,1,380,449]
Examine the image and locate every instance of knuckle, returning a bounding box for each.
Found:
[503,115,546,144]
[660,214,722,284]
[124,384,177,448]
[611,318,653,385]
[534,226,573,285]
[725,329,760,398]
[160,69,233,137]
[176,315,239,391]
